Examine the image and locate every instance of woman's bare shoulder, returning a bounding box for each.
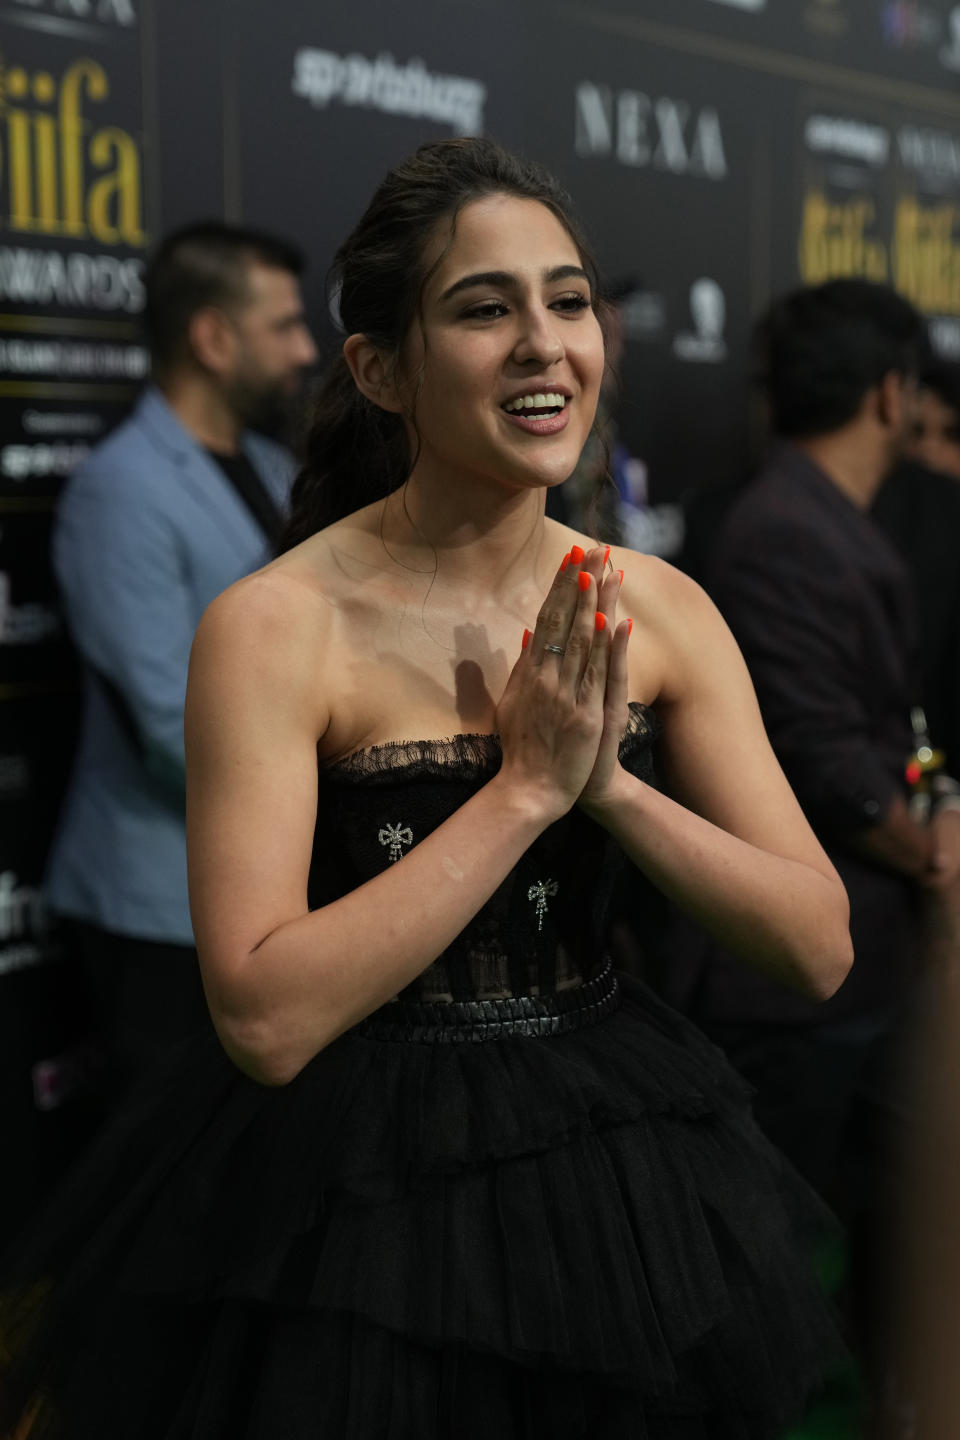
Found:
[616,550,708,620]
[192,534,351,693]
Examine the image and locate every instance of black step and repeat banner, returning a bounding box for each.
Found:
[1,0,958,1211]
[0,0,153,1223]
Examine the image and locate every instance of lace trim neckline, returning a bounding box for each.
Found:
[322,700,657,780]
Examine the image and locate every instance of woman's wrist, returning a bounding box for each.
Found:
[577,765,638,825]
[486,768,574,830]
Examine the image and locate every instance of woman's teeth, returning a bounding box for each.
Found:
[502,393,567,414]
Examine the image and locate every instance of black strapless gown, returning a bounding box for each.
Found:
[0,705,843,1438]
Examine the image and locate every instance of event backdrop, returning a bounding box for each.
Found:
[1,0,959,1216]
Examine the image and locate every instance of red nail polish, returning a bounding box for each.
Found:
[618,569,624,585]
[595,612,607,631]
[603,546,610,566]
[570,544,584,564]
[627,618,634,636]
[521,628,531,650]
[578,571,591,592]
[560,553,571,572]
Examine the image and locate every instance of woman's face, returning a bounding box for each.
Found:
[398,193,605,496]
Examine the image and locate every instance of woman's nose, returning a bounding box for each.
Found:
[513,309,564,366]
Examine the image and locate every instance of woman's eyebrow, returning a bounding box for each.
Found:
[439,264,590,302]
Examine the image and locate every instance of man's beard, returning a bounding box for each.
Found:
[225,372,298,433]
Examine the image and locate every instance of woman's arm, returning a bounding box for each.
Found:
[580,555,853,1000]
[186,559,609,1085]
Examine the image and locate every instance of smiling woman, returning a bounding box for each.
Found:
[0,138,851,1440]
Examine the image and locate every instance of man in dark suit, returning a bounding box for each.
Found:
[692,282,960,1228]
[873,454,960,781]
[46,223,317,1108]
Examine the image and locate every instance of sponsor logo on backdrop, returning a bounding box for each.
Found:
[882,1,941,48]
[33,1046,97,1111]
[292,50,486,136]
[891,196,960,312]
[804,115,889,167]
[0,869,53,977]
[672,279,727,363]
[22,408,103,435]
[0,250,144,310]
[804,0,849,36]
[619,290,667,342]
[6,0,135,25]
[898,125,960,183]
[0,567,61,645]
[0,337,147,378]
[575,84,727,180]
[798,193,888,283]
[940,7,960,69]
[0,57,145,247]
[798,188,960,315]
[2,441,89,479]
[0,55,147,316]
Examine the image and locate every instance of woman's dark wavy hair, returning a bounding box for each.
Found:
[280,137,605,550]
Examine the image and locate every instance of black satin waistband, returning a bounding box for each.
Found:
[355,959,620,1044]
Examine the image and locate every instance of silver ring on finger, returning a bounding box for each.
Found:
[543,643,566,656]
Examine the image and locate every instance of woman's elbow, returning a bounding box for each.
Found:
[799,886,854,1001]
[211,1008,332,1088]
[805,930,855,1001]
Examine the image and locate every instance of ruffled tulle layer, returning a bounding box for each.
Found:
[1,976,844,1439]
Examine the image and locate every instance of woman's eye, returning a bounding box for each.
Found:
[463,301,508,320]
[552,293,592,313]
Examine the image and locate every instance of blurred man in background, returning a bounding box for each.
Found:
[683,279,960,1377]
[904,357,960,481]
[46,222,317,1111]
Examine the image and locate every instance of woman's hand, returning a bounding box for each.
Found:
[577,553,632,813]
[495,545,616,821]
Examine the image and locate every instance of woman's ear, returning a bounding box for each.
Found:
[342,334,403,414]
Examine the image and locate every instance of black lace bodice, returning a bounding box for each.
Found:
[309,702,658,1002]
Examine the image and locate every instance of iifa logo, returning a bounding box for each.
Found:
[0,869,47,943]
[0,54,145,244]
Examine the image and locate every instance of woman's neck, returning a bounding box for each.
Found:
[380,467,562,599]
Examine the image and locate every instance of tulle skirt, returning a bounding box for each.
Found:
[0,973,844,1438]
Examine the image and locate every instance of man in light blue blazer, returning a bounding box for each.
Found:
[46,222,317,1100]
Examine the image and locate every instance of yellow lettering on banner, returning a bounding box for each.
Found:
[60,60,109,238]
[893,198,960,316]
[33,81,59,233]
[87,127,144,245]
[798,191,888,284]
[0,56,145,245]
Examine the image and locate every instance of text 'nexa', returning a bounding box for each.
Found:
[575,83,728,180]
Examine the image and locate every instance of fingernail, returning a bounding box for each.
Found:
[595,612,607,632]
[521,628,531,650]
[570,545,584,564]
[627,618,634,636]
[618,569,624,585]
[603,546,610,566]
[578,571,591,592]
[560,552,571,572]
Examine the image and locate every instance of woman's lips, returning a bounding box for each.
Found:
[501,405,571,436]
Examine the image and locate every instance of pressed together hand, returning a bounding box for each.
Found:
[495,544,633,820]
